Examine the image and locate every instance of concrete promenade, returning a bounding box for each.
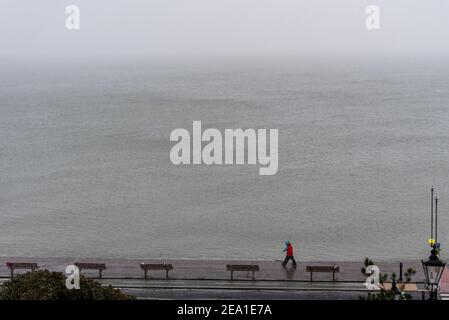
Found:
[0,257,439,299]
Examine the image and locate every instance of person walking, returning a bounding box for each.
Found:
[282,241,297,267]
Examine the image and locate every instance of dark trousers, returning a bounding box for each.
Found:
[282,255,297,266]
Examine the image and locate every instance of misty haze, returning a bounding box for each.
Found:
[1,0,449,262]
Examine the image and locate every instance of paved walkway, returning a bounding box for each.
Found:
[99,278,419,299]
[0,257,432,299]
[100,278,371,291]
[0,257,426,282]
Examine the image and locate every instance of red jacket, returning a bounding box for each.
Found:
[286,244,293,256]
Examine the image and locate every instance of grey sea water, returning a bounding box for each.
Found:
[1,57,449,261]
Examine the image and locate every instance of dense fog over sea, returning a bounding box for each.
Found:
[1,57,449,261]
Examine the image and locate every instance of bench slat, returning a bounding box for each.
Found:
[306,266,339,272]
[140,263,173,270]
[6,262,38,268]
[74,263,107,269]
[226,264,259,271]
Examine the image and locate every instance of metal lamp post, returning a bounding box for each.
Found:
[422,188,446,300]
[422,245,446,300]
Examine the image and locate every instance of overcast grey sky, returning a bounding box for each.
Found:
[1,0,448,60]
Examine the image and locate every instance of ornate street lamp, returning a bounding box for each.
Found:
[422,188,446,300]
[422,244,446,300]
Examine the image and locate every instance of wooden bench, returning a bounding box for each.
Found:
[140,263,173,279]
[74,262,107,278]
[6,262,39,277]
[226,264,259,280]
[306,265,340,281]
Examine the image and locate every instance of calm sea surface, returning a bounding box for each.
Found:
[1,57,449,261]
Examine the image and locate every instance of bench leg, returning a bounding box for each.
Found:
[231,271,233,280]
[10,268,14,278]
[310,272,313,282]
[166,269,169,279]
[333,271,335,281]
[144,269,148,279]
[252,271,255,280]
[99,269,103,278]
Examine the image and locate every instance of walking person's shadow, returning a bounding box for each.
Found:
[282,264,298,280]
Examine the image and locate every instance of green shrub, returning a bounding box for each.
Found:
[0,270,135,300]
[360,258,416,300]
